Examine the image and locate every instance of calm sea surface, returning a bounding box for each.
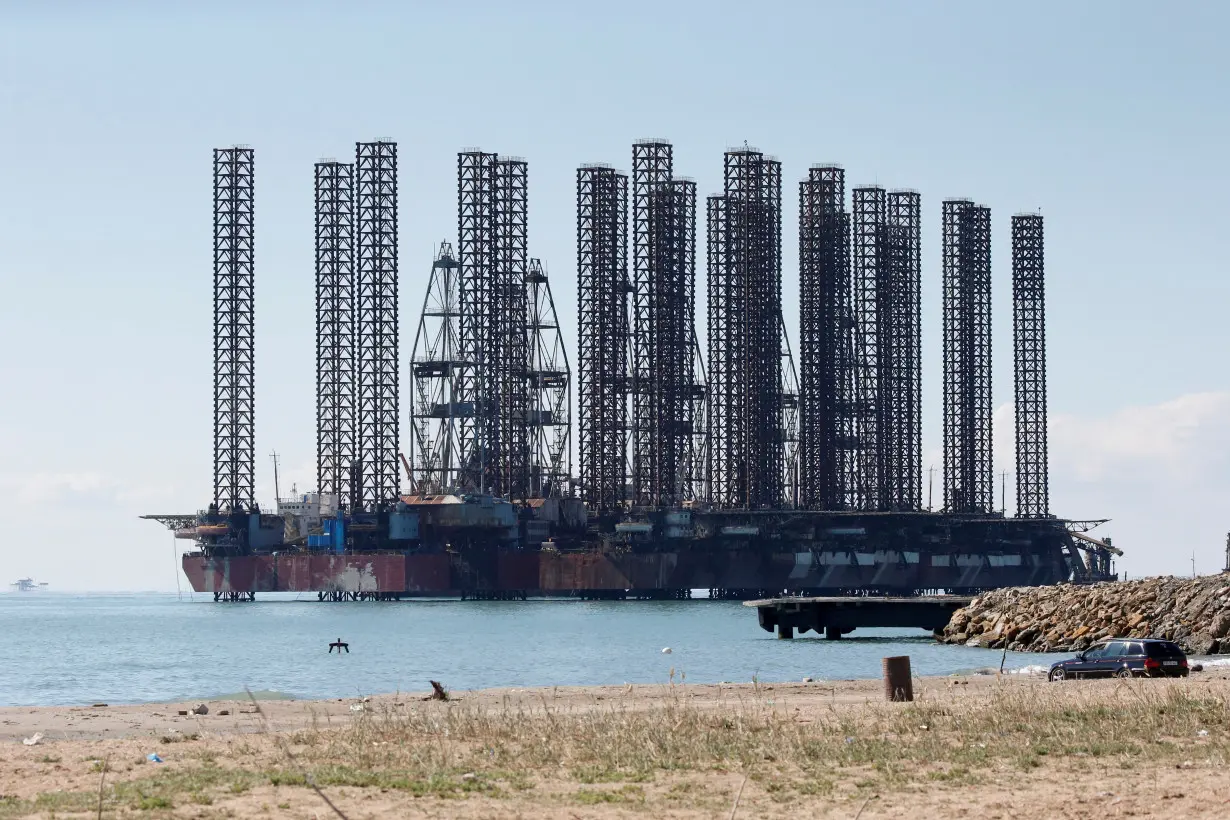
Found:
[0,592,1069,707]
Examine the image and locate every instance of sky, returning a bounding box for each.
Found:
[1,1,1227,590]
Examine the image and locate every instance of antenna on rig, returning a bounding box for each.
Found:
[270,450,281,506]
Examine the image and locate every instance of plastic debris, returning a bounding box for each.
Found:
[1197,729,1210,737]
[21,733,43,746]
[349,704,365,712]
[803,676,814,683]
[661,647,672,654]
[146,753,163,763]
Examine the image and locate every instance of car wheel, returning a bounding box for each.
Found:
[1116,667,1133,679]
[1048,668,1066,682]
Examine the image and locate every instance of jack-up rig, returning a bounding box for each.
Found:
[143,141,1120,601]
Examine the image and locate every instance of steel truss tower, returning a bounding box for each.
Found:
[455,151,534,499]
[526,258,571,497]
[354,141,399,510]
[631,141,697,508]
[942,200,993,513]
[707,149,784,509]
[851,185,921,512]
[885,190,922,511]
[798,166,848,510]
[837,211,861,509]
[314,160,355,507]
[577,165,629,511]
[706,194,739,507]
[456,150,498,492]
[213,146,255,512]
[1012,214,1048,517]
[850,186,885,509]
[494,158,531,500]
[409,243,465,495]
[667,179,699,503]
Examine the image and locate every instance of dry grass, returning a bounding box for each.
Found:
[3,680,1229,816]
[298,682,1229,787]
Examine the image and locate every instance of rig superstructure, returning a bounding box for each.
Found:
[143,140,1120,601]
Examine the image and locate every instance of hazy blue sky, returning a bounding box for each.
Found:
[1,1,1227,589]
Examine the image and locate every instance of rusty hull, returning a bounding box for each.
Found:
[181,546,1067,596]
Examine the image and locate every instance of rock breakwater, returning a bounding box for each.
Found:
[939,575,1230,654]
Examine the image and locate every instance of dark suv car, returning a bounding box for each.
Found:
[1048,638,1189,681]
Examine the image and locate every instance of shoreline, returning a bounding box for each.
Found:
[6,652,1230,715]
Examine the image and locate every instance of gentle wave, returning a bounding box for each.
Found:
[1009,664,1050,675]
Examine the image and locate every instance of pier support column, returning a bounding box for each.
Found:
[777,623,794,639]
[825,626,842,640]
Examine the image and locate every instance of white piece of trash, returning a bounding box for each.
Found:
[349,704,365,712]
[1197,729,1210,737]
[661,647,672,654]
[22,732,43,746]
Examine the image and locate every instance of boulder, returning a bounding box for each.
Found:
[1187,632,1217,656]
[1211,611,1230,639]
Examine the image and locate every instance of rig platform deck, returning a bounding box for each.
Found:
[745,595,973,639]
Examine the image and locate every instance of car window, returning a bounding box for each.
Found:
[1127,642,1145,656]
[1083,644,1106,659]
[1103,642,1126,658]
[1145,642,1185,658]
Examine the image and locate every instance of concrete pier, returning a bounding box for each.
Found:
[746,595,973,639]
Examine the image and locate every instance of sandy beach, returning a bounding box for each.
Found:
[3,672,1230,818]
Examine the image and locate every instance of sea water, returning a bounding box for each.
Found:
[0,592,1070,707]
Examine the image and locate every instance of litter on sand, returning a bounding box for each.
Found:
[146,753,163,763]
[22,733,43,746]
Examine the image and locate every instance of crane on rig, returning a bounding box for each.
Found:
[399,452,414,493]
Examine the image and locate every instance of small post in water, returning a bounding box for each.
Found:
[883,655,913,702]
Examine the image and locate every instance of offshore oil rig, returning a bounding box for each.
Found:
[144,140,1119,601]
